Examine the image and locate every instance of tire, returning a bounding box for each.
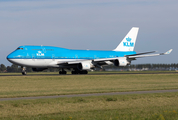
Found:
[22,71,27,75]
[71,71,78,74]
[84,70,88,74]
[59,71,67,74]
[79,70,88,74]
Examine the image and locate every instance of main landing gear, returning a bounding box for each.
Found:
[59,71,67,74]
[59,69,67,75]
[21,67,27,75]
[71,70,88,74]
[59,69,88,75]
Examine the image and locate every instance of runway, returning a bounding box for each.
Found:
[0,89,178,101]
[0,72,178,76]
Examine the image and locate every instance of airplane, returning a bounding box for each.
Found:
[7,27,172,75]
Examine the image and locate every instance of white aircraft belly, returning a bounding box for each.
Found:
[7,59,82,68]
[8,59,52,67]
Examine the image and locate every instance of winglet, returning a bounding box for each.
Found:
[164,49,173,55]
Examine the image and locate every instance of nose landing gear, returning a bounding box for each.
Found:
[21,67,27,75]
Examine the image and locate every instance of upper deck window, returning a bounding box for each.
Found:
[16,47,24,50]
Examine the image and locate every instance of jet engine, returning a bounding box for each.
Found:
[32,68,47,72]
[77,62,94,70]
[113,57,130,66]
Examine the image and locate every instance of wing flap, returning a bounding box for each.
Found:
[57,60,92,65]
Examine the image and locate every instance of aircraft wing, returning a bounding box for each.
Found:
[57,58,120,65]
[126,49,172,58]
[57,49,172,65]
[57,58,117,65]
[57,60,92,65]
[125,51,156,57]
[90,49,173,62]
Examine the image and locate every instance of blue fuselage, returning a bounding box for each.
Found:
[7,46,136,60]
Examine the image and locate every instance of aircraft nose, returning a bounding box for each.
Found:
[7,53,13,64]
[6,52,17,64]
[7,53,13,60]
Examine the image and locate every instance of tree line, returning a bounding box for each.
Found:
[0,64,32,73]
[104,63,178,71]
[0,63,178,73]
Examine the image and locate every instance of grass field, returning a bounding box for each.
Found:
[0,72,178,119]
[1,92,178,120]
[0,72,178,98]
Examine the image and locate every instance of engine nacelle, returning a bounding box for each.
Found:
[114,57,130,66]
[32,68,47,72]
[77,62,93,70]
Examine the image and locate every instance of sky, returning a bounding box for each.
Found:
[0,0,178,66]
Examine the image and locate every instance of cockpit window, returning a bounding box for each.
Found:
[16,47,24,50]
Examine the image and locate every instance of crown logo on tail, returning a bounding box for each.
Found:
[126,37,131,42]
[123,37,134,47]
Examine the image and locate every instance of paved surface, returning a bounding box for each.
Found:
[0,89,178,101]
[0,72,178,76]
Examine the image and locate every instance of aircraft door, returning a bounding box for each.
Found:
[52,54,55,61]
[41,46,46,53]
[32,54,35,61]
[75,54,78,59]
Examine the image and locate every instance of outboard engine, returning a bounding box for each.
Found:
[113,57,130,66]
[77,62,94,70]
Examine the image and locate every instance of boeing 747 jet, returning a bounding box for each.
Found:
[7,27,172,75]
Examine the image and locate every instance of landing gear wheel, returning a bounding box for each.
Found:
[84,70,88,74]
[79,70,88,74]
[21,67,27,75]
[59,71,67,74]
[71,71,79,74]
[22,71,27,75]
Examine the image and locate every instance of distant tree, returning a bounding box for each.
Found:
[2,63,178,72]
[11,64,19,72]
[0,64,6,72]
[7,66,12,72]
[26,67,33,72]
